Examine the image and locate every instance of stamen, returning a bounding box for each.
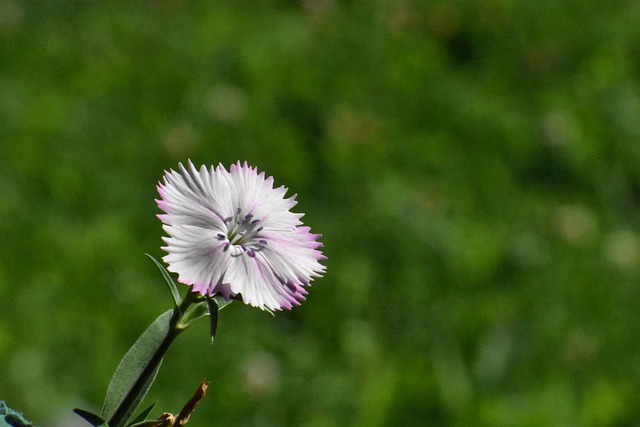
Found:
[221,208,267,256]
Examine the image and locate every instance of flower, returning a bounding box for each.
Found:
[157,161,326,311]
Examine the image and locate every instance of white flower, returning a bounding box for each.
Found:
[157,161,326,311]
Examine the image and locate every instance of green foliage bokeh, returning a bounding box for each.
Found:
[2,0,640,426]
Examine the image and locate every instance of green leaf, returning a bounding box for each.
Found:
[101,310,173,422]
[127,402,156,426]
[212,295,233,310]
[73,408,108,426]
[146,253,182,308]
[182,300,209,327]
[205,297,219,343]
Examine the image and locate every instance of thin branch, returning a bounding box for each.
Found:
[173,380,209,426]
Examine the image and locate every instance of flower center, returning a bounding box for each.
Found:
[217,208,267,257]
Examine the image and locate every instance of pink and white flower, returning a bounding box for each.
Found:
[157,161,326,311]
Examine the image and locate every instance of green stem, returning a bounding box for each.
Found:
[108,292,201,427]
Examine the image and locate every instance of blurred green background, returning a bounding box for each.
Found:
[2,0,640,426]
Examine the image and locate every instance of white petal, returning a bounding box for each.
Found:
[157,160,325,310]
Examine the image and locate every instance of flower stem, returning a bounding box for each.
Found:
[108,293,200,427]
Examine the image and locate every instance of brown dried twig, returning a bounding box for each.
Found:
[173,380,209,426]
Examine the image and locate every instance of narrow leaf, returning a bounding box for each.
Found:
[146,253,182,307]
[114,363,162,427]
[205,297,219,342]
[127,402,156,426]
[102,310,173,421]
[182,300,209,327]
[73,408,108,426]
[212,295,233,311]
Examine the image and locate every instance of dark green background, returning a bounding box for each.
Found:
[2,1,640,426]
